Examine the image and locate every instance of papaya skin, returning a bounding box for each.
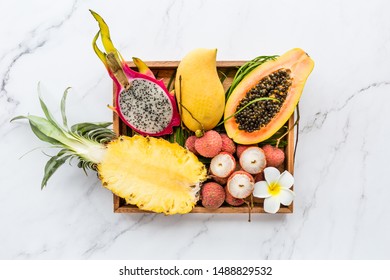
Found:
[175,48,225,132]
[224,48,314,144]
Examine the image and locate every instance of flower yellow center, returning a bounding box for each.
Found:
[268,182,281,196]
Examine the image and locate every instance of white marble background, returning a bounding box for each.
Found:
[1,0,389,259]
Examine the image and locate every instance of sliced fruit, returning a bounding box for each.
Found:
[99,135,207,214]
[224,48,314,144]
[90,10,180,137]
[13,89,207,215]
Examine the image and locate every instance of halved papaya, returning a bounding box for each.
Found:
[224,48,314,144]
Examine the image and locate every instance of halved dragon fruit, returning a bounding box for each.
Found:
[90,10,180,136]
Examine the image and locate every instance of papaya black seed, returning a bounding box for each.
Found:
[234,68,292,133]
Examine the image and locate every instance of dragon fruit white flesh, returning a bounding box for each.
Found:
[90,10,180,136]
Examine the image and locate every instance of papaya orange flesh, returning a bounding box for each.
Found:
[224,48,314,144]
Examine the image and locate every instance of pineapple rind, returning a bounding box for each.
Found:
[98,135,207,214]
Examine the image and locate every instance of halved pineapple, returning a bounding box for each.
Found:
[98,135,207,214]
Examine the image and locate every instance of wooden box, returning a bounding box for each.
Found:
[113,61,295,214]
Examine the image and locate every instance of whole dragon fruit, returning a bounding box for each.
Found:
[90,10,180,136]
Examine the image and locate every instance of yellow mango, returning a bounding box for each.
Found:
[175,48,225,132]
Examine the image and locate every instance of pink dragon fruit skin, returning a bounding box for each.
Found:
[90,10,180,137]
[115,63,181,136]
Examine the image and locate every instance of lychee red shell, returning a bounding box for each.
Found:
[225,186,245,206]
[201,182,225,209]
[185,135,198,155]
[262,144,285,167]
[236,144,256,158]
[220,133,236,154]
[194,130,222,158]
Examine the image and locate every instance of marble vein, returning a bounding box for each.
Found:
[287,120,352,259]
[176,215,214,259]
[0,0,79,127]
[349,137,369,258]
[82,214,158,258]
[300,81,390,134]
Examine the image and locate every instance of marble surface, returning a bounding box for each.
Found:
[1,0,390,260]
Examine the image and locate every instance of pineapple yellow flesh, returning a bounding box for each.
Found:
[98,135,207,214]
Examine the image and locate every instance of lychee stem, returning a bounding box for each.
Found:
[244,194,254,222]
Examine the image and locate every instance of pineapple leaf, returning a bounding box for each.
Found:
[29,121,61,146]
[17,115,70,145]
[12,115,67,145]
[38,88,64,132]
[60,87,71,130]
[41,153,72,189]
[70,122,112,133]
[71,122,115,144]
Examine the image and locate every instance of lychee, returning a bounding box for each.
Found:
[194,130,222,158]
[210,175,228,185]
[254,171,265,182]
[220,133,236,154]
[227,170,254,199]
[239,147,267,174]
[262,144,285,167]
[210,152,236,179]
[225,186,245,206]
[236,144,256,158]
[201,182,225,209]
[185,135,198,155]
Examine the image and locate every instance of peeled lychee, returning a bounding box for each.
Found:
[239,147,267,174]
[185,135,198,155]
[201,182,225,209]
[220,134,236,154]
[225,186,245,206]
[227,171,254,199]
[210,152,236,179]
[194,130,222,158]
[236,144,256,158]
[262,144,285,167]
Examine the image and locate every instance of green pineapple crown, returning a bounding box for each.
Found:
[11,86,116,189]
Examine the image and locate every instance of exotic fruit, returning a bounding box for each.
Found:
[224,48,314,144]
[90,10,180,136]
[175,48,225,132]
[227,171,255,199]
[12,89,207,215]
[201,182,225,209]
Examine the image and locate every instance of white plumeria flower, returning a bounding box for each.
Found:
[253,167,295,214]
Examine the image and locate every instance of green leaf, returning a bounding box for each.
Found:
[225,55,278,100]
[29,121,61,145]
[71,122,112,134]
[17,115,69,144]
[60,87,71,130]
[41,154,71,189]
[38,88,64,132]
